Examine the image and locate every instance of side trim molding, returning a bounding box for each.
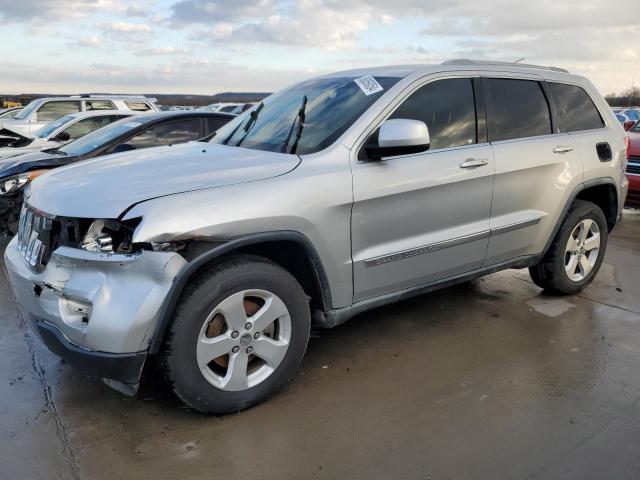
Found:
[364,230,490,268]
[490,217,542,235]
[363,217,542,268]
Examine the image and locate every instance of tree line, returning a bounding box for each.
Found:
[605,87,640,107]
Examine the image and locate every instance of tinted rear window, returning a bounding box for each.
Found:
[486,78,552,142]
[547,83,604,133]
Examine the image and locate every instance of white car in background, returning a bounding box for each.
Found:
[1,95,159,134]
[0,110,135,158]
[0,107,23,120]
[200,102,244,113]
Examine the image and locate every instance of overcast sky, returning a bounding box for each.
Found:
[0,0,638,96]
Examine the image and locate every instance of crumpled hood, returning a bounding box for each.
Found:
[27,142,301,218]
[0,139,58,159]
[0,125,34,148]
[0,120,31,135]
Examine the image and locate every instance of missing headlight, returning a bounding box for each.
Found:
[81,218,141,254]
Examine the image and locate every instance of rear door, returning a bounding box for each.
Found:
[483,75,583,265]
[351,74,495,301]
[545,82,613,194]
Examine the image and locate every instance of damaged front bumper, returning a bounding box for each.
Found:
[4,237,187,387]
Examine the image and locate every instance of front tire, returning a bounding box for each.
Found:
[161,255,310,413]
[529,200,608,294]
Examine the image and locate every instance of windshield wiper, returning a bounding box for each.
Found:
[282,95,307,154]
[230,102,264,147]
[44,147,67,155]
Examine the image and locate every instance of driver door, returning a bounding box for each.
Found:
[350,75,495,301]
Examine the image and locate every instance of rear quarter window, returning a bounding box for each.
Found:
[485,78,552,142]
[547,83,604,132]
[125,101,153,111]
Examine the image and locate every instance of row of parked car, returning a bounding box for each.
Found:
[0,95,235,234]
[0,61,631,414]
[613,106,640,132]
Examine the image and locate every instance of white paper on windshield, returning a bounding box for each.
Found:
[354,75,384,96]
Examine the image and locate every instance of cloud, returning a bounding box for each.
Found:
[105,22,151,34]
[125,5,148,17]
[135,46,191,56]
[1,0,639,96]
[186,0,372,49]
[0,0,120,22]
[170,0,277,24]
[69,35,102,47]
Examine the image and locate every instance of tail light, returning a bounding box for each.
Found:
[625,135,630,160]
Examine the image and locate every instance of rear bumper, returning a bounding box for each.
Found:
[32,319,146,384]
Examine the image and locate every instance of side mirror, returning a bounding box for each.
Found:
[112,143,135,153]
[53,131,71,142]
[365,119,430,160]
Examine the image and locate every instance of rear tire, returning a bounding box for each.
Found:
[529,200,607,294]
[161,255,310,413]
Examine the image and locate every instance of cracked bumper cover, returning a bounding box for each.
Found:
[4,237,187,383]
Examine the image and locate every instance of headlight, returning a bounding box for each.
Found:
[81,218,140,253]
[0,170,48,195]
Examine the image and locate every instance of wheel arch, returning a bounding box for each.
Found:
[543,177,619,256]
[148,230,332,354]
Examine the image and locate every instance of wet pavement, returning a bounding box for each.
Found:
[2,212,640,480]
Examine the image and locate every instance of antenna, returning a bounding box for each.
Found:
[514,57,525,64]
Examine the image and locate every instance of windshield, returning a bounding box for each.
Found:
[36,115,75,138]
[211,75,401,155]
[59,116,147,156]
[13,101,41,120]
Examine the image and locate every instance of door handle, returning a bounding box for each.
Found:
[553,145,575,154]
[459,158,489,169]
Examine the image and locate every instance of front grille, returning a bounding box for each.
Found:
[17,206,53,270]
[17,205,91,270]
[627,161,640,175]
[629,155,640,162]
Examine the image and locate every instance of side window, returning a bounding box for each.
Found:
[125,101,152,112]
[85,100,116,111]
[389,78,477,149]
[547,83,604,132]
[486,79,551,141]
[35,101,81,122]
[124,119,202,149]
[61,115,126,140]
[206,117,231,134]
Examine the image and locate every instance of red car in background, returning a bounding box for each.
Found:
[627,123,640,205]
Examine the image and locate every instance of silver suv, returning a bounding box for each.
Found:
[4,60,629,413]
[1,95,159,134]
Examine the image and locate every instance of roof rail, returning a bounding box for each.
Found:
[442,59,569,74]
[70,94,157,101]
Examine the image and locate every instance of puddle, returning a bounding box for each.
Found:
[527,298,576,318]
